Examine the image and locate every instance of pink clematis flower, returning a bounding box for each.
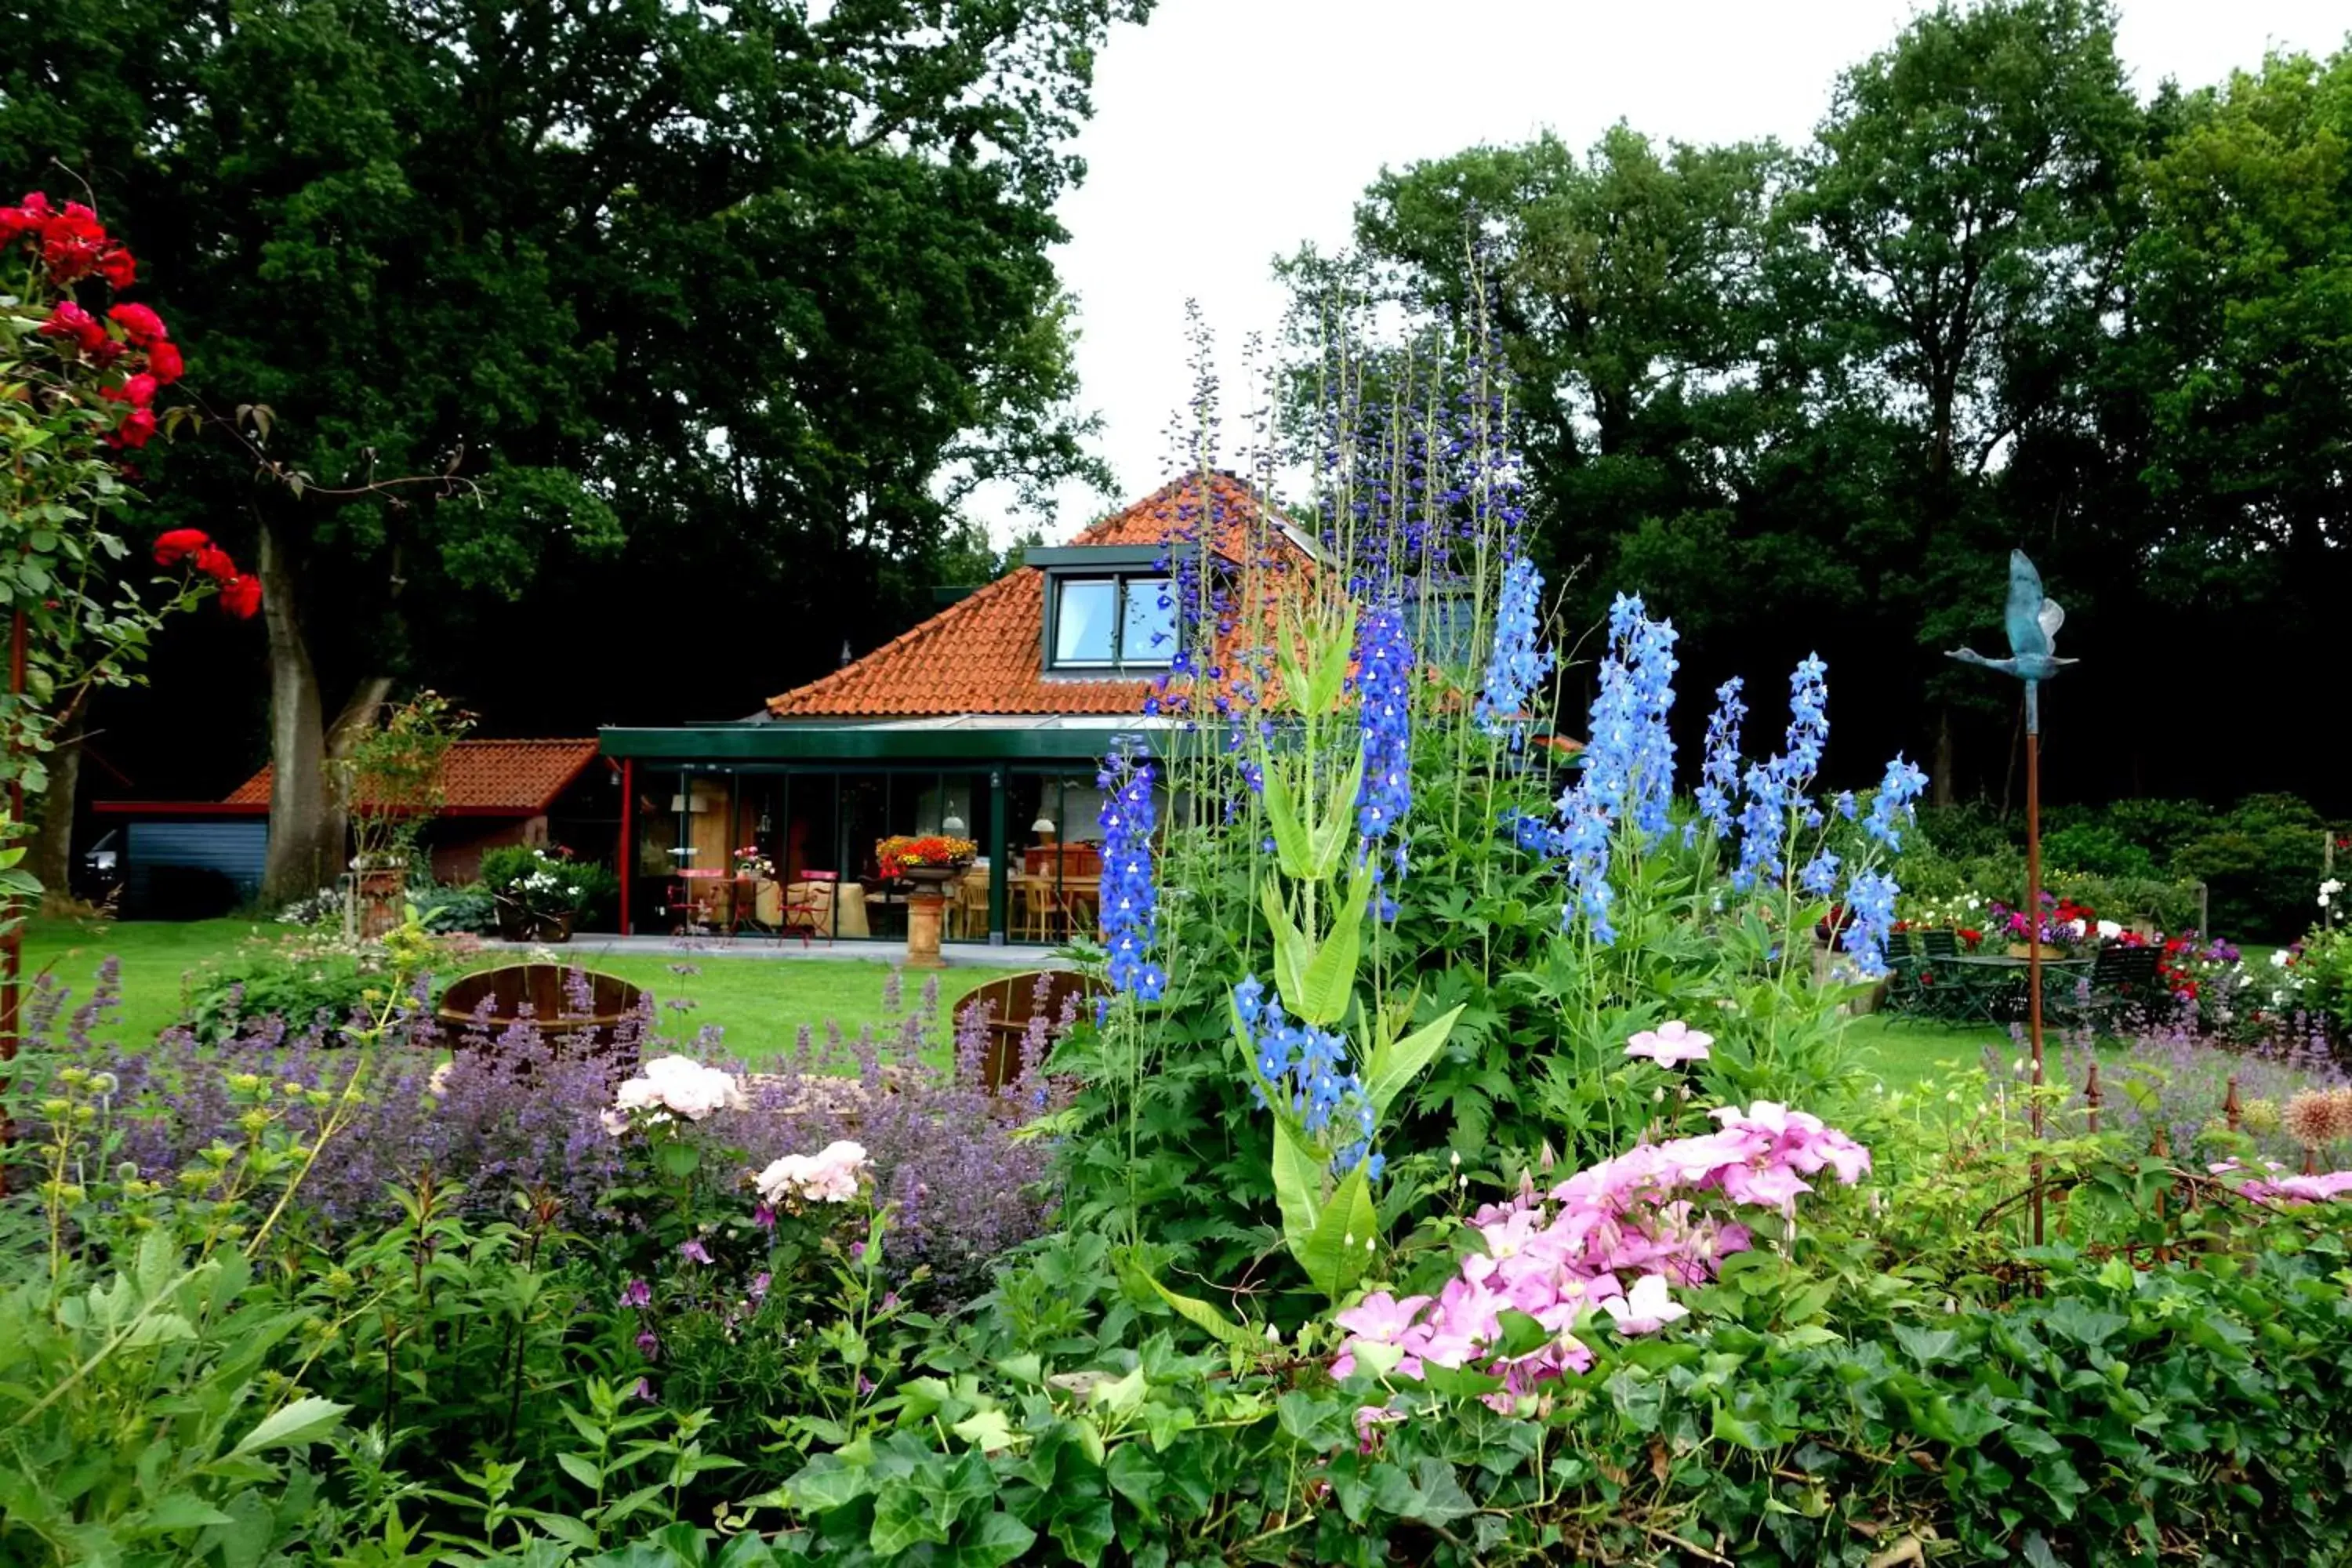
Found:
[1625,1019,1713,1066]
[1600,1273,1689,1335]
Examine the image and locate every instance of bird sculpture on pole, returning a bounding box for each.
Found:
[1947,550,2076,733]
[1947,549,2076,1246]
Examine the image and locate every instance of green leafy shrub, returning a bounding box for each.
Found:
[2041,818,2161,878]
[412,880,499,933]
[2172,793,2334,940]
[180,936,383,1044]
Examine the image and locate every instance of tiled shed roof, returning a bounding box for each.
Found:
[767,472,1309,720]
[225,739,601,815]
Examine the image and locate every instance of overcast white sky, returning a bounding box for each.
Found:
[972,0,2347,545]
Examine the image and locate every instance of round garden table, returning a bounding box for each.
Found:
[1940,953,2091,1023]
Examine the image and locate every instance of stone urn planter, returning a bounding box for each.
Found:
[899,864,964,971]
[354,862,406,939]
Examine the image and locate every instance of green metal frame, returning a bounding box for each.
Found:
[601,724,1163,763]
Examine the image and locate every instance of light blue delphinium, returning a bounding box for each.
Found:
[1475,555,1555,745]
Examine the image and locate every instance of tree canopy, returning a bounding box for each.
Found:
[3,0,1144,890]
[1316,0,2350,812]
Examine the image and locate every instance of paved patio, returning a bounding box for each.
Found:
[480,932,1073,968]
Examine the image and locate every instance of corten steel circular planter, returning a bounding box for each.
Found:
[956,969,1111,1092]
[436,964,645,1081]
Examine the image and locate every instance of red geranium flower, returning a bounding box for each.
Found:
[96,243,136,289]
[220,575,263,619]
[38,300,108,353]
[0,202,41,242]
[107,302,167,345]
[102,372,158,408]
[154,528,212,567]
[194,545,238,583]
[145,340,184,383]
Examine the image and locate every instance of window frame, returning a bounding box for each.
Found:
[1036,547,1180,674]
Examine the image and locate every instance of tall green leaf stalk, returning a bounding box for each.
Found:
[1241,603,1462,1305]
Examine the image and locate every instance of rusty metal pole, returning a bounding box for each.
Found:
[2151,1124,2172,1265]
[2,609,24,1180]
[2084,1059,2103,1136]
[2026,724,2045,1247]
[2225,1077,2242,1135]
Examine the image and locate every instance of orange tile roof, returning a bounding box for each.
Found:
[225,739,602,815]
[768,472,1313,719]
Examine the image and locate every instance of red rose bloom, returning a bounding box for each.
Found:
[194,545,238,583]
[102,372,158,408]
[38,300,108,353]
[154,528,212,566]
[220,575,263,619]
[109,406,158,448]
[96,244,136,289]
[145,339,184,383]
[107,302,167,345]
[38,203,109,282]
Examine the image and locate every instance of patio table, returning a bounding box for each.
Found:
[1941,954,2091,1024]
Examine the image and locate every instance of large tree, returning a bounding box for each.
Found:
[1338,125,1784,592]
[1,0,1136,898]
[1780,0,2140,801]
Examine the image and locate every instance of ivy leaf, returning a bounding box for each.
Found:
[945,1509,1036,1568]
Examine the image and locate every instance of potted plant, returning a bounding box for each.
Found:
[875,833,977,887]
[334,691,471,938]
[482,843,593,943]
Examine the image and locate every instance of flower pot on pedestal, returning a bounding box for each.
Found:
[355,865,405,940]
[899,864,962,971]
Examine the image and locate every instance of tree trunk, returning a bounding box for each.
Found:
[257,512,400,906]
[1932,705,1955,809]
[31,732,82,916]
[259,514,336,904]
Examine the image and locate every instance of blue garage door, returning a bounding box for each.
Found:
[125,820,270,918]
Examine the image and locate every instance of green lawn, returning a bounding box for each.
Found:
[24,917,1030,1062]
[1846,1011,2005,1096]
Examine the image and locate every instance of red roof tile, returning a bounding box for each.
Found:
[225,739,602,815]
[768,472,1313,719]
